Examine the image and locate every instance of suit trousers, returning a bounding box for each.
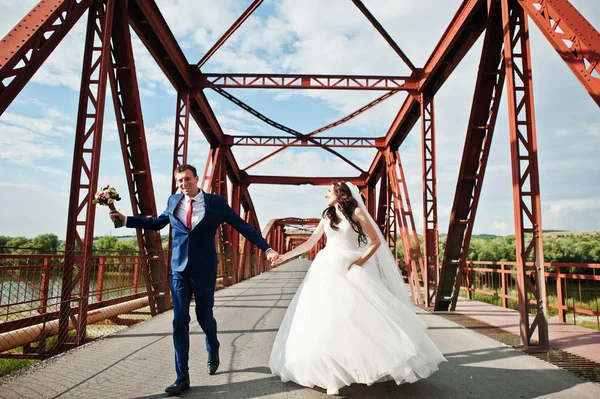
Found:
[170,268,219,382]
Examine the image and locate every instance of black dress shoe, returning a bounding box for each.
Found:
[164,380,190,395]
[207,350,220,375]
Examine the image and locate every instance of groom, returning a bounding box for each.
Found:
[111,164,279,395]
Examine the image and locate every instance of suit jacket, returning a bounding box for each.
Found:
[126,192,271,278]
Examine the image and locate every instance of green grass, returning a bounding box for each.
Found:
[0,358,38,378]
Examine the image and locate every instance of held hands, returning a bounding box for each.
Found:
[273,253,289,265]
[266,249,280,265]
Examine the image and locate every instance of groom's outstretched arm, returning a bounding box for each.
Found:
[125,211,170,230]
[110,201,170,231]
[218,196,272,254]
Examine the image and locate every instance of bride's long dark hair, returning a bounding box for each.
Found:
[322,182,368,246]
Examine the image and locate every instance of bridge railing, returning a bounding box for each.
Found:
[460,261,600,329]
[0,249,271,365]
[0,251,153,360]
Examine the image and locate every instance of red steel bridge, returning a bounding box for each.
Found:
[0,0,599,365]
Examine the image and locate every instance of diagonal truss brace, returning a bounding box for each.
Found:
[435,0,506,312]
[238,89,399,170]
[0,0,94,115]
[519,0,600,106]
[212,87,365,173]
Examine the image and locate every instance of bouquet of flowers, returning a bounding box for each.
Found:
[93,185,123,228]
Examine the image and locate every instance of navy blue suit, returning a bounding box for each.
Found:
[126,191,271,381]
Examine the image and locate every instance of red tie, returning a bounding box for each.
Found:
[186,198,193,230]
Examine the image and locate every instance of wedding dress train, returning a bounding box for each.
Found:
[269,217,446,393]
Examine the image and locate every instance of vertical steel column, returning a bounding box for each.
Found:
[109,0,169,313]
[229,182,241,284]
[365,183,376,217]
[238,200,253,280]
[376,170,388,234]
[59,0,115,348]
[420,95,439,307]
[385,168,398,260]
[386,150,425,305]
[200,147,223,193]
[502,0,548,347]
[167,90,191,293]
[216,160,234,285]
[435,1,506,311]
[171,90,190,193]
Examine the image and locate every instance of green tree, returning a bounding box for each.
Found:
[30,234,59,253]
[0,235,9,253]
[6,236,30,254]
[94,236,119,252]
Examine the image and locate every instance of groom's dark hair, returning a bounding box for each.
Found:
[174,164,198,177]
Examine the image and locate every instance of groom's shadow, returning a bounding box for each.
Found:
[133,367,303,399]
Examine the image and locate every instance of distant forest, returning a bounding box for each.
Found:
[1,232,600,264]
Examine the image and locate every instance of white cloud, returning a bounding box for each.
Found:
[1,0,599,240]
[543,199,600,231]
[0,120,68,163]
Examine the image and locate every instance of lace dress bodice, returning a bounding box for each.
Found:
[323,218,364,251]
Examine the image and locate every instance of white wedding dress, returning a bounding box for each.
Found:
[269,217,446,394]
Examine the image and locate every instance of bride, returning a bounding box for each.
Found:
[269,182,446,395]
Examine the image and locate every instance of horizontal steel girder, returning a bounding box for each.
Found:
[226,135,384,148]
[198,73,418,91]
[244,175,366,186]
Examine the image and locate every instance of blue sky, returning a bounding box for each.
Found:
[0,0,599,239]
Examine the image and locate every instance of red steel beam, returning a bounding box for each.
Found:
[501,0,548,347]
[244,175,366,186]
[200,147,224,193]
[519,0,600,106]
[60,0,115,348]
[244,90,398,170]
[128,0,225,146]
[238,189,261,280]
[237,184,266,280]
[364,183,376,217]
[172,90,190,192]
[366,0,488,192]
[197,0,264,68]
[0,0,93,115]
[128,0,191,87]
[108,0,169,313]
[228,181,242,284]
[350,0,416,72]
[362,0,490,275]
[271,218,321,226]
[386,150,426,304]
[379,0,489,153]
[225,135,384,148]
[168,89,189,293]
[420,95,439,307]
[199,73,418,91]
[435,1,506,311]
[211,88,365,173]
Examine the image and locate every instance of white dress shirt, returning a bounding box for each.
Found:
[176,190,205,229]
